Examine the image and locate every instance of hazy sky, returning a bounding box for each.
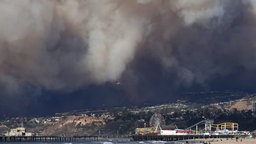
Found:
[1,0,256,116]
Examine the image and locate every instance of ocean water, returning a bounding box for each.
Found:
[0,141,199,144]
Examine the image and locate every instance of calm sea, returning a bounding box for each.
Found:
[0,141,199,144]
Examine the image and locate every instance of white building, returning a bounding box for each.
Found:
[160,129,189,136]
[4,127,33,136]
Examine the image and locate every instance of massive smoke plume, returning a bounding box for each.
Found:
[1,0,256,115]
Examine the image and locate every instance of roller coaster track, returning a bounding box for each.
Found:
[186,120,214,134]
[186,120,238,135]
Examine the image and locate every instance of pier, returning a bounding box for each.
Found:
[0,136,106,142]
[132,134,241,141]
[0,134,243,142]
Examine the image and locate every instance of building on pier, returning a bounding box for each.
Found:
[4,122,33,136]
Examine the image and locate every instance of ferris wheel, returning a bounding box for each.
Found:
[149,113,165,130]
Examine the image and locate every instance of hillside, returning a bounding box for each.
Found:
[1,94,256,136]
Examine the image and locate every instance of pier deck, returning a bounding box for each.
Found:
[131,134,241,141]
[0,135,242,142]
[0,136,104,142]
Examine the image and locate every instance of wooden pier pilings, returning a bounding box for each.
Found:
[0,136,100,142]
[0,134,241,142]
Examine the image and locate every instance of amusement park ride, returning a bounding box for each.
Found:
[135,113,240,136]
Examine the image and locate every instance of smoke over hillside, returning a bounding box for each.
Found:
[1,0,256,115]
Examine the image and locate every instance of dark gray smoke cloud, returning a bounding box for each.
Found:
[1,0,256,115]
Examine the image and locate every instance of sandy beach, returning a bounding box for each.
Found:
[182,137,256,144]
